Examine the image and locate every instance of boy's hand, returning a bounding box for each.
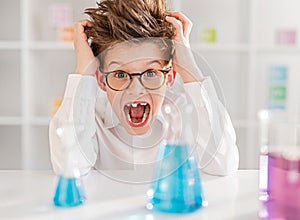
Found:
[166,11,192,49]
[166,12,204,83]
[74,20,99,75]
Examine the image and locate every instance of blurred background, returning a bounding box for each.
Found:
[0,0,299,170]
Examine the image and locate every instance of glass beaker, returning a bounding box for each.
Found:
[258,109,300,219]
[53,124,86,207]
[146,142,203,213]
[53,173,85,207]
[146,104,204,213]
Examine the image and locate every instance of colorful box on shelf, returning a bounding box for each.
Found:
[267,65,288,110]
[49,4,73,28]
[200,27,217,43]
[275,29,297,45]
[58,26,74,42]
[49,3,74,42]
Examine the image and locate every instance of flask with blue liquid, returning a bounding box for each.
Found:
[147,104,204,213]
[53,125,86,207]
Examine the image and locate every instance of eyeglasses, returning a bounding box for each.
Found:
[102,65,172,91]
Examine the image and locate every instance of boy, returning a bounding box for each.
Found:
[49,0,239,180]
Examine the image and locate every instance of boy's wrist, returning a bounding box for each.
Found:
[75,69,95,76]
[177,65,205,83]
[75,58,99,76]
[64,74,98,99]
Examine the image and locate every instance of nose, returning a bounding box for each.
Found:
[126,76,146,95]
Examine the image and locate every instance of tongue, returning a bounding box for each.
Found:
[132,117,142,123]
[130,104,145,118]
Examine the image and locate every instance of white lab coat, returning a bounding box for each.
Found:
[49,74,239,178]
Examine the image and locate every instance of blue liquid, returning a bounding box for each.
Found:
[147,144,203,213]
[53,176,86,207]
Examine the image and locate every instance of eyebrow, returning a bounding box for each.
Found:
[107,60,163,68]
[107,61,121,67]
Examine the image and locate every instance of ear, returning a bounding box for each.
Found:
[166,69,176,87]
[95,69,107,92]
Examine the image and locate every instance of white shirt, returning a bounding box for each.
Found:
[49,74,239,179]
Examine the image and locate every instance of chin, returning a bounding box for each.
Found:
[124,124,152,135]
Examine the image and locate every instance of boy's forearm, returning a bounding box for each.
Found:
[179,65,205,83]
[49,74,99,176]
[174,45,206,83]
[183,78,239,176]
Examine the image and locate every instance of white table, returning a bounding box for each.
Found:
[0,170,260,220]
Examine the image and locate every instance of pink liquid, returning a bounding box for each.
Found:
[260,153,300,219]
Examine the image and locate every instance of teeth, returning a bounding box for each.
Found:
[127,112,132,122]
[142,111,148,122]
[145,106,149,114]
[142,105,150,123]
[124,105,129,114]
[127,102,148,108]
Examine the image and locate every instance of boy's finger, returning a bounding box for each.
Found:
[169,11,192,25]
[74,20,93,38]
[78,19,93,27]
[169,11,192,36]
[165,16,184,38]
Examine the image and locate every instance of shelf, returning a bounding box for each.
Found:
[0,1,20,41]
[0,37,73,50]
[235,126,259,169]
[0,51,21,116]
[0,125,22,169]
[191,43,250,52]
[0,117,51,126]
[199,52,249,120]
[29,117,50,126]
[28,125,52,169]
[183,0,251,44]
[0,0,297,170]
[29,41,74,50]
[29,50,73,117]
[0,117,22,125]
[190,43,300,53]
[257,45,300,53]
[0,41,21,50]
[232,119,257,128]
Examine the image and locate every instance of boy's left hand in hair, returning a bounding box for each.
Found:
[166,12,192,48]
[166,12,205,83]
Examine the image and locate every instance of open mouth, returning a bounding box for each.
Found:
[124,102,151,127]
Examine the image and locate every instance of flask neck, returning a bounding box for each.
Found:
[163,104,195,148]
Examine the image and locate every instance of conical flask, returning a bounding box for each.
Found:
[147,104,204,213]
[53,125,86,207]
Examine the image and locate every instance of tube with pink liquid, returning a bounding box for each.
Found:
[258,110,300,219]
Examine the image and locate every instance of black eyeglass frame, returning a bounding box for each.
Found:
[101,61,173,91]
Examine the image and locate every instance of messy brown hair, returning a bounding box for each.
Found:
[84,0,175,58]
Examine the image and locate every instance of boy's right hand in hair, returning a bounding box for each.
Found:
[74,20,99,75]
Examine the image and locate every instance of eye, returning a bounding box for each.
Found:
[144,70,158,77]
[114,71,127,79]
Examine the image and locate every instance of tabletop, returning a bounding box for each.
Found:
[0,170,260,220]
